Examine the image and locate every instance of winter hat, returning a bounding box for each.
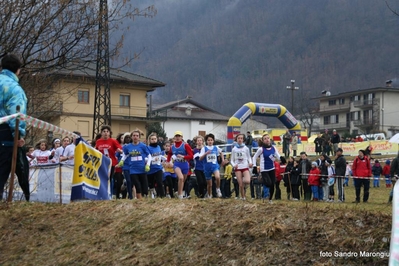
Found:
[312,161,318,167]
[386,159,391,165]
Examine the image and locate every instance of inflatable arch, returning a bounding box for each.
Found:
[227,102,301,144]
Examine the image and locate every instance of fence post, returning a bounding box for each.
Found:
[7,106,20,202]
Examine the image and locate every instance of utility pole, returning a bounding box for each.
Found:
[286,80,299,114]
[93,0,111,139]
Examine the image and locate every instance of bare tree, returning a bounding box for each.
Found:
[296,90,320,137]
[0,0,156,143]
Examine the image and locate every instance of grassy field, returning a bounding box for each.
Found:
[0,154,394,265]
[0,184,393,266]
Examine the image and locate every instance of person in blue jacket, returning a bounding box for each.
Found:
[118,130,151,199]
[147,133,165,198]
[0,54,28,201]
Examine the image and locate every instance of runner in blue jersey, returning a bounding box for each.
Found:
[166,131,193,199]
[193,135,206,198]
[147,133,165,198]
[199,133,223,198]
[252,134,281,203]
[119,130,151,199]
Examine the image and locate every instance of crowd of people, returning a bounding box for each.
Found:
[16,127,399,204]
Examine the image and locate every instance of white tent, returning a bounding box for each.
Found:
[389,133,399,144]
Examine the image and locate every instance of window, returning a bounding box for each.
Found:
[78,90,89,103]
[120,94,130,107]
[323,116,330,125]
[350,111,360,121]
[330,114,339,124]
[324,115,339,125]
[328,99,336,106]
[198,130,206,136]
[339,98,345,105]
[199,121,205,125]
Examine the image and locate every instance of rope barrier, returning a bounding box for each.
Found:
[0,112,78,137]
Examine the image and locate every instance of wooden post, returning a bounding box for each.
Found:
[59,164,62,204]
[7,106,21,202]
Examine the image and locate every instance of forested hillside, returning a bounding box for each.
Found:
[120,0,399,121]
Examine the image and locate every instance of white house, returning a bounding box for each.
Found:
[151,97,230,141]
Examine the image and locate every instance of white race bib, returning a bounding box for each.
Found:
[131,156,143,162]
[206,154,217,164]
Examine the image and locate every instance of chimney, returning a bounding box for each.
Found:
[386,80,392,87]
[185,106,192,116]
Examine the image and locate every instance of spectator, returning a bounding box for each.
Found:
[314,133,323,155]
[0,54,29,201]
[334,147,346,202]
[371,159,382,188]
[282,129,291,158]
[321,129,331,156]
[383,160,391,188]
[31,139,51,164]
[298,151,311,201]
[245,131,253,155]
[308,161,322,201]
[319,153,330,201]
[52,136,71,163]
[352,149,372,203]
[290,131,298,157]
[331,129,340,156]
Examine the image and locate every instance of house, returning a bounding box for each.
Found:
[29,62,165,141]
[150,97,231,142]
[314,84,399,137]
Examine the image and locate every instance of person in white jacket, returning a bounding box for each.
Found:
[231,134,253,200]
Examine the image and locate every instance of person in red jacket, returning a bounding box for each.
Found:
[308,162,322,201]
[382,159,391,188]
[352,149,372,203]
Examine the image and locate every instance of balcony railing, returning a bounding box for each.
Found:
[317,103,350,113]
[353,118,374,127]
[111,105,147,118]
[353,99,376,108]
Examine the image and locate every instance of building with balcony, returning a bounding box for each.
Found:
[150,97,231,141]
[314,86,399,137]
[29,62,165,141]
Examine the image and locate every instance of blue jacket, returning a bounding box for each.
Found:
[0,69,27,136]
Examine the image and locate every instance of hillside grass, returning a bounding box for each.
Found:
[0,183,393,266]
[0,154,393,265]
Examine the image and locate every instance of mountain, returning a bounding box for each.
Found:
[118,0,399,123]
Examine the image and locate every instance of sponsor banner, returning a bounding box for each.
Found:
[71,138,111,201]
[274,140,398,157]
[9,164,73,203]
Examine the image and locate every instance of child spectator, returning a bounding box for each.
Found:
[31,139,51,164]
[308,161,321,201]
[383,159,391,188]
[26,146,35,165]
[344,162,351,187]
[372,159,382,188]
[326,159,335,202]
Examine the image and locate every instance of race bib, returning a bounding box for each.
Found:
[206,154,217,164]
[235,151,244,160]
[152,156,161,165]
[131,156,143,162]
